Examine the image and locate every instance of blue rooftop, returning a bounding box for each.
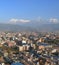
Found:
[37,43,50,46]
[11,62,24,65]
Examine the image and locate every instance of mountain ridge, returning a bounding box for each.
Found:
[0,23,59,32]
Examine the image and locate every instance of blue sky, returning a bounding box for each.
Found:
[0,0,59,23]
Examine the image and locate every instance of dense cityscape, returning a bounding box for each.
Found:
[0,31,59,65]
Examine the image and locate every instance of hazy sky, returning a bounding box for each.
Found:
[0,0,59,23]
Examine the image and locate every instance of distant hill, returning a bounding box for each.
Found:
[0,23,59,32]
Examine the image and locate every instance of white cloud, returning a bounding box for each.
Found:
[19,19,30,23]
[9,18,59,24]
[49,18,59,23]
[9,18,30,24]
[10,19,18,23]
